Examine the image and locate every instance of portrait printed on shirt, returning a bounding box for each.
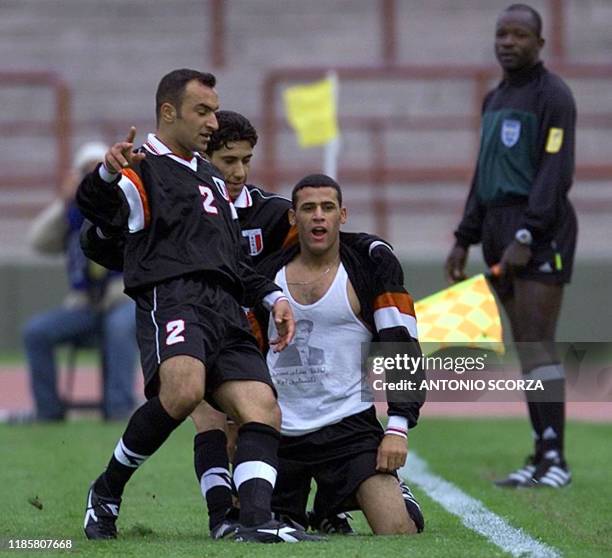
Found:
[275,319,326,367]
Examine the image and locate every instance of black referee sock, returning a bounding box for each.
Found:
[525,364,566,460]
[526,400,544,460]
[194,430,233,530]
[233,422,280,527]
[539,378,565,457]
[95,397,183,498]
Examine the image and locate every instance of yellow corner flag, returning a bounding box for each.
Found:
[414,274,504,354]
[283,76,339,148]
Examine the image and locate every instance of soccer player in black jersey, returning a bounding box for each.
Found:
[253,174,425,535]
[191,111,365,537]
[189,111,297,538]
[446,5,576,488]
[77,69,321,543]
[80,108,402,535]
[207,111,295,264]
[192,112,412,537]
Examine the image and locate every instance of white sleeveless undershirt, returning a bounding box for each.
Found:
[267,263,373,436]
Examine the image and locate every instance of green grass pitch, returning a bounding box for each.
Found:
[1,418,611,557]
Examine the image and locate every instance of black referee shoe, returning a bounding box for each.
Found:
[494,455,538,488]
[233,519,325,543]
[83,480,121,539]
[530,451,571,488]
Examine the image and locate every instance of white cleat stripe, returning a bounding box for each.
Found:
[258,526,300,543]
[542,471,568,485]
[84,490,98,529]
[548,467,570,480]
[539,477,561,487]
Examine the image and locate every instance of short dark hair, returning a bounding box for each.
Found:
[504,3,543,37]
[291,174,343,208]
[155,69,216,125]
[206,110,258,156]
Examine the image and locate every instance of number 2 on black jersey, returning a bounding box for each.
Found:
[199,186,218,215]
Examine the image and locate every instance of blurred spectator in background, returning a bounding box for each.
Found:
[21,142,138,422]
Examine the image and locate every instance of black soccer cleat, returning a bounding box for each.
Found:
[494,454,538,488]
[83,480,121,540]
[399,481,425,533]
[530,451,571,488]
[309,511,356,535]
[233,519,325,543]
[210,507,240,540]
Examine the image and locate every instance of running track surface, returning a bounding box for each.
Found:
[1,366,611,421]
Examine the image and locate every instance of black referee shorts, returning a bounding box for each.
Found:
[133,273,274,402]
[481,200,577,298]
[272,406,391,528]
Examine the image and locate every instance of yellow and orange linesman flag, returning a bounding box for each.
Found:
[414,274,504,354]
[283,77,339,148]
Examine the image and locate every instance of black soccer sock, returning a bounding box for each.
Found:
[539,398,565,458]
[95,397,183,498]
[526,400,544,460]
[525,364,566,459]
[233,422,280,527]
[194,430,233,530]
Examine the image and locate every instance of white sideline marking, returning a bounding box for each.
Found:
[400,453,561,558]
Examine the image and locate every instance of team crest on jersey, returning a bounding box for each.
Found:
[242,228,264,256]
[501,119,521,147]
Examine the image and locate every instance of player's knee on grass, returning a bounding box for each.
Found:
[159,355,205,419]
[213,380,281,430]
[356,474,417,535]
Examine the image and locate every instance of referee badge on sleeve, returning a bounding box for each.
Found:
[545,127,564,153]
[501,119,521,147]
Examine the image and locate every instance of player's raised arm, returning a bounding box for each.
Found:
[103,127,146,173]
[76,129,150,237]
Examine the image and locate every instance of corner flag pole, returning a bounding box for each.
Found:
[323,71,340,179]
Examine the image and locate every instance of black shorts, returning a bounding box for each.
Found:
[272,406,391,527]
[481,200,577,298]
[134,273,273,401]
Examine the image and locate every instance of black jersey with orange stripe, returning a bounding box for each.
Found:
[233,186,395,269]
[76,142,279,304]
[81,179,394,283]
[80,182,295,272]
[253,240,425,428]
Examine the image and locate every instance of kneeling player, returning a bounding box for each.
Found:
[254,174,426,534]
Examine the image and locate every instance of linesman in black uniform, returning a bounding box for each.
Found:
[446,4,576,488]
[77,69,320,543]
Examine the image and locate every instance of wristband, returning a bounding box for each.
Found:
[99,164,119,183]
[385,415,408,439]
[263,291,287,311]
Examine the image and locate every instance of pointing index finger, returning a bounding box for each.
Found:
[125,126,137,144]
